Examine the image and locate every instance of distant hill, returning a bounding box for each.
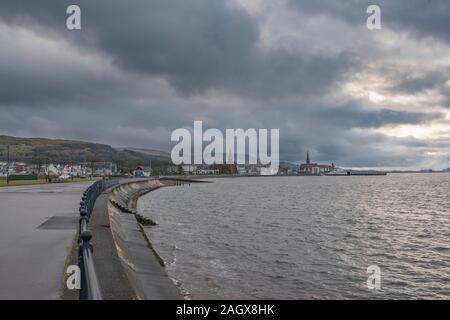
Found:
[443,167,450,172]
[0,135,171,166]
[115,147,170,158]
[279,161,299,170]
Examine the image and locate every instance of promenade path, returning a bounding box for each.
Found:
[0,182,93,299]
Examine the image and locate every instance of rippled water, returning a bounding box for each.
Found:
[138,174,450,299]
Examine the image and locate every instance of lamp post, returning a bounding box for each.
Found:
[6,145,10,185]
[46,158,49,183]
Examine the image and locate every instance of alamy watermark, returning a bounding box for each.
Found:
[66,265,81,290]
[366,265,381,290]
[171,121,279,175]
[367,5,381,30]
[66,5,81,30]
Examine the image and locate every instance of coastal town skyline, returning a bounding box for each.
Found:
[1,133,450,172]
[2,137,450,178]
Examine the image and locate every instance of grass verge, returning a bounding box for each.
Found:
[59,232,79,300]
[0,177,101,187]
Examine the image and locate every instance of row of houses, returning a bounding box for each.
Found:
[180,164,267,175]
[0,162,118,178]
[179,152,337,176]
[0,161,28,177]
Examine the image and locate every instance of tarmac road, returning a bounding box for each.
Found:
[0,182,93,300]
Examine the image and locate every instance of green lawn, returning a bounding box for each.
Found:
[0,177,100,187]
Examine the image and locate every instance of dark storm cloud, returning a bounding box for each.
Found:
[393,72,446,94]
[292,107,443,166]
[373,64,448,93]
[280,126,425,167]
[382,68,450,108]
[393,72,450,109]
[0,0,354,99]
[315,105,443,128]
[288,0,450,44]
[442,87,450,108]
[303,131,444,168]
[0,48,126,107]
[228,99,444,165]
[0,0,448,168]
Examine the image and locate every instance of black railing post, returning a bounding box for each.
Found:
[76,179,120,300]
[79,208,88,233]
[78,236,88,300]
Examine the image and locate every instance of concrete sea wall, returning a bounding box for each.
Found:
[106,179,181,300]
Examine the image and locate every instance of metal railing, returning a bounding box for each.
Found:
[78,178,119,300]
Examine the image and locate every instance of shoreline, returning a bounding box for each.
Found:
[68,178,208,300]
[159,171,450,179]
[106,179,182,299]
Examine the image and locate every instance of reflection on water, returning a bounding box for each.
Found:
[138,174,450,299]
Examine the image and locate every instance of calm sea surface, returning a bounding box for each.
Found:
[138,174,450,299]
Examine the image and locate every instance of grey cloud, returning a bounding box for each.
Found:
[281,126,423,167]
[441,87,450,108]
[0,57,125,108]
[382,68,450,108]
[394,72,446,94]
[309,132,440,167]
[224,100,444,165]
[383,66,450,95]
[288,0,450,44]
[0,0,448,169]
[315,105,443,128]
[0,0,356,99]
[0,20,136,108]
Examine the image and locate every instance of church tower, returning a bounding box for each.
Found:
[306,150,310,164]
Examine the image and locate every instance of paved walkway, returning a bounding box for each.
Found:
[88,192,137,300]
[0,182,93,299]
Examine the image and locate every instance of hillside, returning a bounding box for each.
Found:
[0,135,171,166]
[115,147,170,158]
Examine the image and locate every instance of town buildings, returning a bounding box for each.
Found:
[0,161,118,178]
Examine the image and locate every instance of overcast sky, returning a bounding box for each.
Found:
[0,0,449,169]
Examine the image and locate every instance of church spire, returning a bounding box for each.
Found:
[306,150,310,164]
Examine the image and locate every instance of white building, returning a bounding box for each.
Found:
[181,165,197,174]
[196,169,219,175]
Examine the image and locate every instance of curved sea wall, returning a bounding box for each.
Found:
[106,179,181,300]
